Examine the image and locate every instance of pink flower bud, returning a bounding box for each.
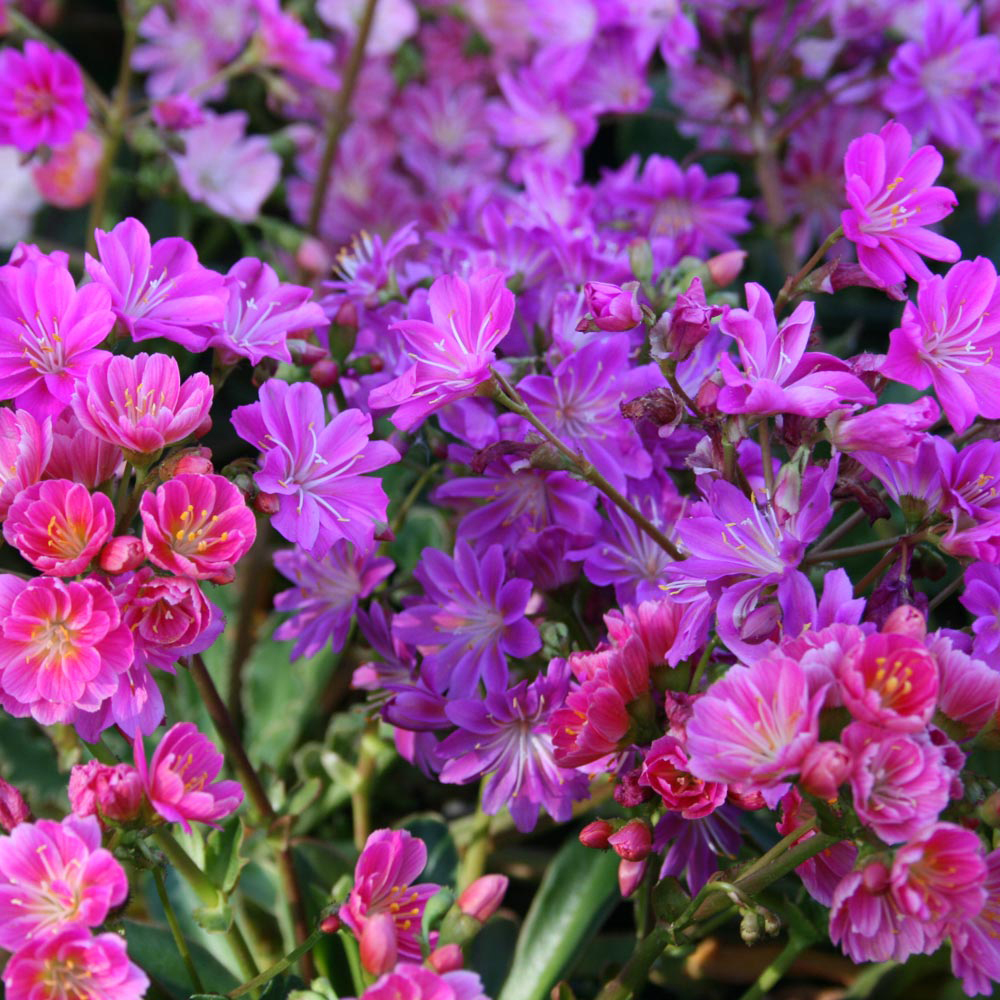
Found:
[608,819,652,862]
[359,910,398,976]
[654,277,722,361]
[429,944,464,973]
[694,376,721,415]
[320,912,342,934]
[193,415,213,439]
[579,820,614,849]
[98,536,146,574]
[335,302,358,329]
[254,491,281,516]
[581,281,642,332]
[618,858,648,898]
[68,761,143,824]
[288,339,328,366]
[158,447,215,480]
[296,237,332,277]
[882,604,928,641]
[457,874,508,923]
[706,250,747,288]
[799,741,852,800]
[0,776,30,831]
[311,359,340,388]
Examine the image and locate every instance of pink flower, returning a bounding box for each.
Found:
[32,129,102,209]
[68,761,143,825]
[581,281,642,332]
[640,734,727,820]
[0,257,114,418]
[0,815,127,949]
[686,655,825,806]
[0,776,30,832]
[777,790,856,906]
[950,848,1000,996]
[140,474,256,584]
[342,829,440,972]
[72,352,213,460]
[0,576,132,728]
[135,723,243,832]
[45,409,122,489]
[826,398,940,462]
[841,121,961,287]
[928,632,1000,740]
[0,407,51,518]
[3,926,148,1000]
[3,479,114,576]
[368,268,515,431]
[0,41,88,153]
[837,631,939,732]
[350,964,488,1000]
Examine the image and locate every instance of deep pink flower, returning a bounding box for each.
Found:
[140,474,256,584]
[0,576,132,728]
[0,407,51,518]
[928,632,1000,739]
[68,761,143,825]
[134,722,243,832]
[4,479,114,576]
[826,398,940,461]
[582,281,642,332]
[45,408,122,490]
[350,964,488,1000]
[951,848,1000,996]
[641,734,727,820]
[0,815,127,949]
[0,258,114,418]
[232,379,398,556]
[255,0,337,87]
[881,257,1000,433]
[0,41,88,153]
[72,352,213,460]
[841,121,961,287]
[32,129,102,209]
[0,776,30,832]
[85,218,228,351]
[342,829,440,972]
[686,655,825,806]
[369,269,515,431]
[3,926,148,1000]
[837,631,939,731]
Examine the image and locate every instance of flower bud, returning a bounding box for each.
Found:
[99,536,146,574]
[68,761,143,824]
[694,376,721,415]
[457,874,508,923]
[706,250,747,288]
[608,819,652,862]
[320,912,342,934]
[618,858,647,898]
[311,358,340,388]
[158,447,215,481]
[429,944,464,974]
[0,776,30,831]
[288,339,328,366]
[359,911,398,976]
[579,820,614,849]
[580,281,642,332]
[978,790,1000,828]
[799,741,851,800]
[882,604,928,640]
[254,491,281,516]
[296,237,332,277]
[654,277,721,361]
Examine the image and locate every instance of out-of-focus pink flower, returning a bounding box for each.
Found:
[4,479,114,576]
[32,130,102,208]
[0,815,127,949]
[841,121,961,287]
[0,407,50,518]
[0,776,30,832]
[151,95,205,131]
[348,963,488,1000]
[140,474,256,584]
[44,409,122,490]
[68,761,143,825]
[134,722,243,832]
[0,41,88,153]
[317,0,418,57]
[928,632,1000,740]
[72,352,213,461]
[3,926,148,1000]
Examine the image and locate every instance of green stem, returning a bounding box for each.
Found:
[688,637,718,694]
[351,720,378,851]
[928,570,966,612]
[151,828,220,907]
[773,227,844,316]
[492,371,682,561]
[229,925,326,999]
[457,787,492,892]
[152,866,205,993]
[737,933,815,1000]
[390,462,442,536]
[306,0,380,235]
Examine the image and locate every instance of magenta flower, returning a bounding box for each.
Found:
[68,761,143,825]
[841,121,961,287]
[0,576,132,728]
[72,352,213,460]
[686,655,826,806]
[351,964,488,1000]
[232,379,398,556]
[881,257,1000,432]
[928,632,1000,740]
[3,926,148,1000]
[0,815,127,949]
[274,541,394,659]
[342,829,440,971]
[256,0,337,87]
[0,407,51,518]
[207,257,326,366]
[641,734,727,820]
[0,42,88,153]
[134,722,243,832]
[85,218,228,352]
[951,848,1000,996]
[962,564,1000,660]
[45,409,122,489]
[837,632,939,732]
[826,398,939,462]
[718,282,874,417]
[582,281,642,332]
[391,542,541,696]
[439,661,589,832]
[4,479,114,576]
[140,474,256,584]
[112,568,223,672]
[368,269,515,431]
[0,257,114,418]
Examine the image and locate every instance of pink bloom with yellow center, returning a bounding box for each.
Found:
[139,474,256,585]
[0,576,132,728]
[0,815,127,950]
[4,479,114,576]
[134,722,243,832]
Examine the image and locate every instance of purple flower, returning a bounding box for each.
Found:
[962,564,1000,659]
[274,541,394,659]
[368,269,515,431]
[232,379,398,556]
[439,661,589,832]
[826,398,939,461]
[841,121,961,287]
[209,258,326,366]
[654,805,742,895]
[255,0,337,88]
[885,0,1000,151]
[881,257,1000,433]
[392,542,541,696]
[85,217,228,352]
[0,257,114,418]
[717,282,874,417]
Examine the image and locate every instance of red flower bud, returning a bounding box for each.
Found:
[579,819,614,850]
[608,819,652,862]
[311,359,340,388]
[429,944,464,973]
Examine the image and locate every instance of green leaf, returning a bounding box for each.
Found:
[497,840,620,1000]
[193,898,235,933]
[402,815,458,886]
[467,914,519,998]
[204,816,247,895]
